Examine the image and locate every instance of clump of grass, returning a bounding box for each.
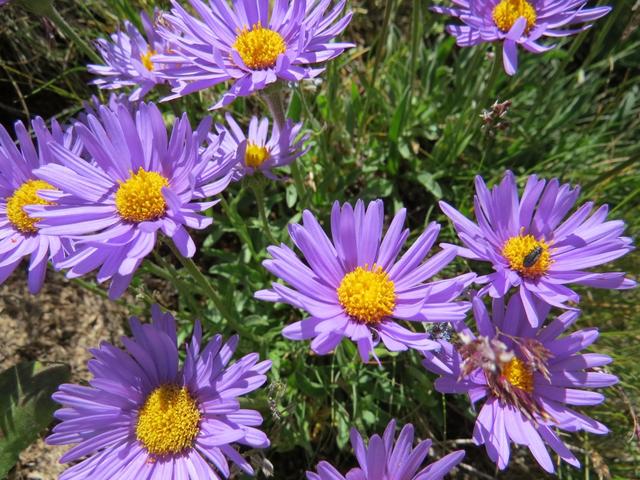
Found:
[0,0,158,124]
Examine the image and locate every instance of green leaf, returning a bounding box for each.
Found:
[360,410,376,425]
[293,370,326,398]
[0,362,70,477]
[416,172,443,199]
[388,87,411,143]
[285,184,298,208]
[287,90,302,122]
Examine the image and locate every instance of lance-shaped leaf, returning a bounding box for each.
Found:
[0,361,70,477]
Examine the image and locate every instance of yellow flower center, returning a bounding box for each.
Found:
[245,143,270,168]
[136,384,201,456]
[337,264,396,324]
[6,180,56,234]
[502,234,552,279]
[141,49,157,71]
[232,22,286,70]
[492,0,537,33]
[502,357,534,393]
[115,168,169,223]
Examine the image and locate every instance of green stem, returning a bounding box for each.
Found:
[163,240,261,343]
[165,241,238,326]
[474,49,502,171]
[249,180,276,245]
[158,84,184,119]
[478,48,502,114]
[290,161,309,209]
[358,0,393,134]
[371,0,394,84]
[148,254,201,316]
[262,86,309,208]
[72,278,119,303]
[262,87,287,130]
[407,0,422,102]
[42,3,103,64]
[219,194,259,258]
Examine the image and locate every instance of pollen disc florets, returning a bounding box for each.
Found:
[232,22,286,70]
[115,168,169,222]
[492,0,537,33]
[502,234,552,278]
[6,180,56,234]
[337,264,396,324]
[245,143,270,168]
[141,48,157,71]
[460,334,553,422]
[136,384,201,456]
[502,357,534,393]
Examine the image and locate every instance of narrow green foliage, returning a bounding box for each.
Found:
[0,362,70,477]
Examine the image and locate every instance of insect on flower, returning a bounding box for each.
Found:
[439,171,635,326]
[423,295,619,473]
[522,245,544,268]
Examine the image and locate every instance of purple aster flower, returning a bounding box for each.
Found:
[80,93,135,121]
[215,113,308,181]
[440,171,635,327]
[156,0,354,108]
[0,117,74,293]
[255,199,475,362]
[0,0,11,6]
[29,101,236,299]
[306,419,465,480]
[422,295,618,473]
[88,10,173,101]
[47,305,271,479]
[432,0,611,75]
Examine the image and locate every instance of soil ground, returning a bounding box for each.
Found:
[0,269,127,480]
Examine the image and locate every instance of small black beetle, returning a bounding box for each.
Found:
[523,246,543,268]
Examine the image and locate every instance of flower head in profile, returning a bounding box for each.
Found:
[30,101,236,298]
[440,171,635,326]
[80,93,134,122]
[0,117,74,293]
[432,0,611,75]
[307,419,465,480]
[216,113,308,181]
[156,0,354,108]
[47,305,271,479]
[89,10,173,100]
[423,295,618,473]
[256,199,474,362]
